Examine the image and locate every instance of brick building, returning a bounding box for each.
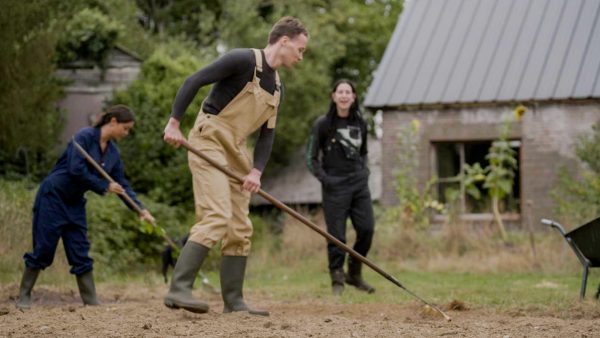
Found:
[364,0,600,228]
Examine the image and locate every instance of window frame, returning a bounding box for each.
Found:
[431,140,522,222]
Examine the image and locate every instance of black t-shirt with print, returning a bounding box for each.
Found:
[306,115,368,181]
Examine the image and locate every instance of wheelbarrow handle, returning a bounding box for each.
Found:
[541,218,567,236]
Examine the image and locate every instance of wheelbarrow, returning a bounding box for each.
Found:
[542,218,600,299]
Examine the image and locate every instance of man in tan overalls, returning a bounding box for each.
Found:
[162,17,308,316]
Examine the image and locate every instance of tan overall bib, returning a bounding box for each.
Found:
[187,49,280,256]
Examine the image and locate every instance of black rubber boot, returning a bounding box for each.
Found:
[220,256,269,316]
[330,268,345,296]
[164,241,210,313]
[76,270,100,305]
[16,267,40,309]
[345,258,375,293]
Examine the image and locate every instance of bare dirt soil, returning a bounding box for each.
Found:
[1,284,599,337]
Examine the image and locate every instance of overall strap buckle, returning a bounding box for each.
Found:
[252,49,280,91]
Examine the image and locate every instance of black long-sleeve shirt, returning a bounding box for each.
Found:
[171,48,284,172]
[306,115,368,181]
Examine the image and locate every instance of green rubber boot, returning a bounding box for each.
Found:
[164,241,210,313]
[16,267,40,309]
[220,256,269,316]
[76,270,101,305]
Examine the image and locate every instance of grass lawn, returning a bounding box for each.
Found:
[2,179,598,314]
[239,255,596,312]
[2,245,597,318]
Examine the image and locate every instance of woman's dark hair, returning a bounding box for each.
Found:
[325,79,365,136]
[94,105,136,128]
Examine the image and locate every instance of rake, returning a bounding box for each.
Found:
[181,139,451,321]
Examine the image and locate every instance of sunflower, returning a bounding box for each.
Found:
[514,105,527,121]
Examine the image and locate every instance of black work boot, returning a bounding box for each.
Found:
[16,266,40,309]
[76,270,100,305]
[220,256,269,316]
[330,268,345,296]
[164,241,210,313]
[345,258,375,294]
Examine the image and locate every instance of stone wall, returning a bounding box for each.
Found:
[380,102,600,229]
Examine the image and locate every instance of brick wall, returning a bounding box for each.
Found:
[380,102,600,229]
[521,103,600,228]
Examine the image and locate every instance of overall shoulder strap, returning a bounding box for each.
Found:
[275,71,280,90]
[253,48,281,92]
[252,49,262,84]
[252,49,263,73]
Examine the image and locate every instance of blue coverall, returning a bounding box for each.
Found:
[23,127,143,275]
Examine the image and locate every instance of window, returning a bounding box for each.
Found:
[433,140,521,215]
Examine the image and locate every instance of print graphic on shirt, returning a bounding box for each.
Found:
[336,126,362,160]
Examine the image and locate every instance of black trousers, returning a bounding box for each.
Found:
[322,173,374,271]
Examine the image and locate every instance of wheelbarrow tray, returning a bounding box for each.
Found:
[567,217,600,266]
[543,217,600,299]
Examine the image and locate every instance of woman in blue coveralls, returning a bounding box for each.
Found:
[16,105,155,309]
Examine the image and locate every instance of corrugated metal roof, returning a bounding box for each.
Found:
[364,0,600,108]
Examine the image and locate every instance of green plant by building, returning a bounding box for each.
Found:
[55,8,124,70]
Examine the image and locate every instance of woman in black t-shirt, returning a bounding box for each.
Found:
[306,79,375,296]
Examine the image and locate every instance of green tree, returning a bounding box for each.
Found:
[0,0,74,178]
[55,8,124,70]
[107,0,403,207]
[112,41,207,207]
[66,0,157,59]
[132,0,403,169]
[327,0,403,95]
[135,0,268,48]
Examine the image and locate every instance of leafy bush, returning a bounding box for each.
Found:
[552,121,600,226]
[86,192,192,272]
[0,1,66,179]
[383,119,440,230]
[55,8,123,69]
[113,41,207,207]
[0,178,194,277]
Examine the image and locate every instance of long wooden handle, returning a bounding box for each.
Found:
[72,139,142,213]
[181,139,451,321]
[72,138,179,249]
[180,140,398,281]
